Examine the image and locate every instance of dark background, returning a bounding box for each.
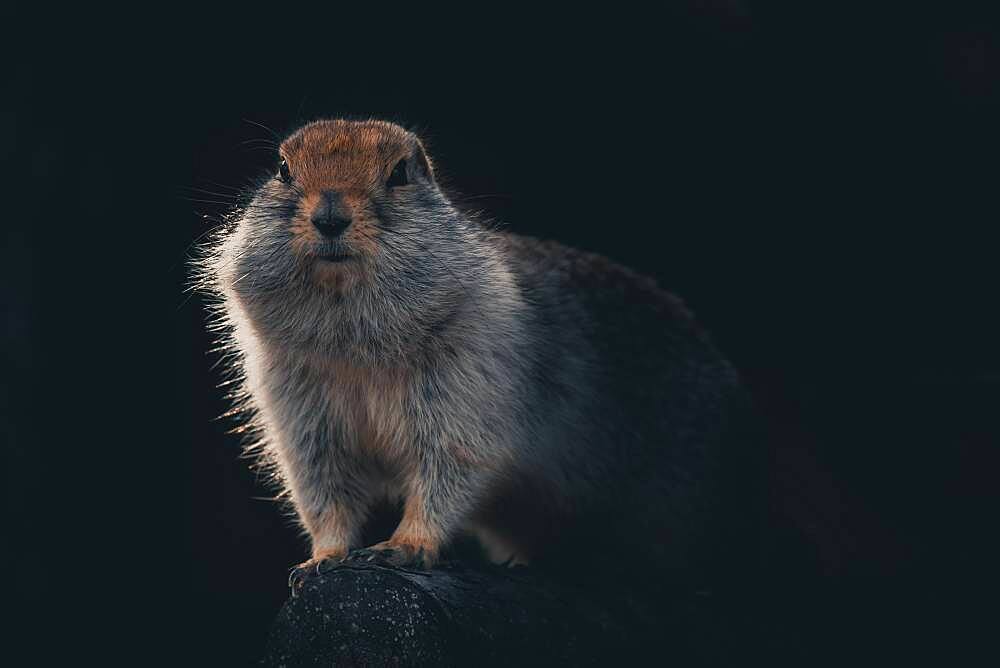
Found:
[6,3,998,664]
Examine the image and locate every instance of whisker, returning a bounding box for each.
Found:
[241,138,279,148]
[242,118,281,140]
[183,186,248,200]
[204,180,249,194]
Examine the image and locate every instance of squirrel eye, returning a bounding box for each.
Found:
[278,158,292,184]
[386,158,408,189]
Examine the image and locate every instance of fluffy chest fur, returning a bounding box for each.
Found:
[257,344,417,474]
[321,358,413,465]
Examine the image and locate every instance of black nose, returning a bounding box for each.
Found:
[311,191,352,238]
[312,212,351,239]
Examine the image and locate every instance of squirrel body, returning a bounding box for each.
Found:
[198,119,751,587]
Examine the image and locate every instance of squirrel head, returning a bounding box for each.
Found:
[206,118,502,357]
[279,119,436,249]
[277,119,437,270]
[220,119,461,293]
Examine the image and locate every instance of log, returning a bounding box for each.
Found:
[261,548,743,666]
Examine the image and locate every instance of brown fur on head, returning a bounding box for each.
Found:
[280,119,434,194]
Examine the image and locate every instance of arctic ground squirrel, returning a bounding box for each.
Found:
[196,118,755,592]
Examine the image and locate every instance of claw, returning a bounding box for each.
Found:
[288,567,307,595]
[316,557,340,575]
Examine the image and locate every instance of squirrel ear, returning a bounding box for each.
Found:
[412,139,435,184]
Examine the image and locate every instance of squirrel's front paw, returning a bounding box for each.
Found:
[288,547,348,589]
[366,539,438,569]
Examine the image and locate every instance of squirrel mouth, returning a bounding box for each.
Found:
[316,248,356,263]
[314,241,355,264]
[319,254,353,263]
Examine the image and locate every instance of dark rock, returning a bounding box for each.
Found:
[262,551,646,666]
